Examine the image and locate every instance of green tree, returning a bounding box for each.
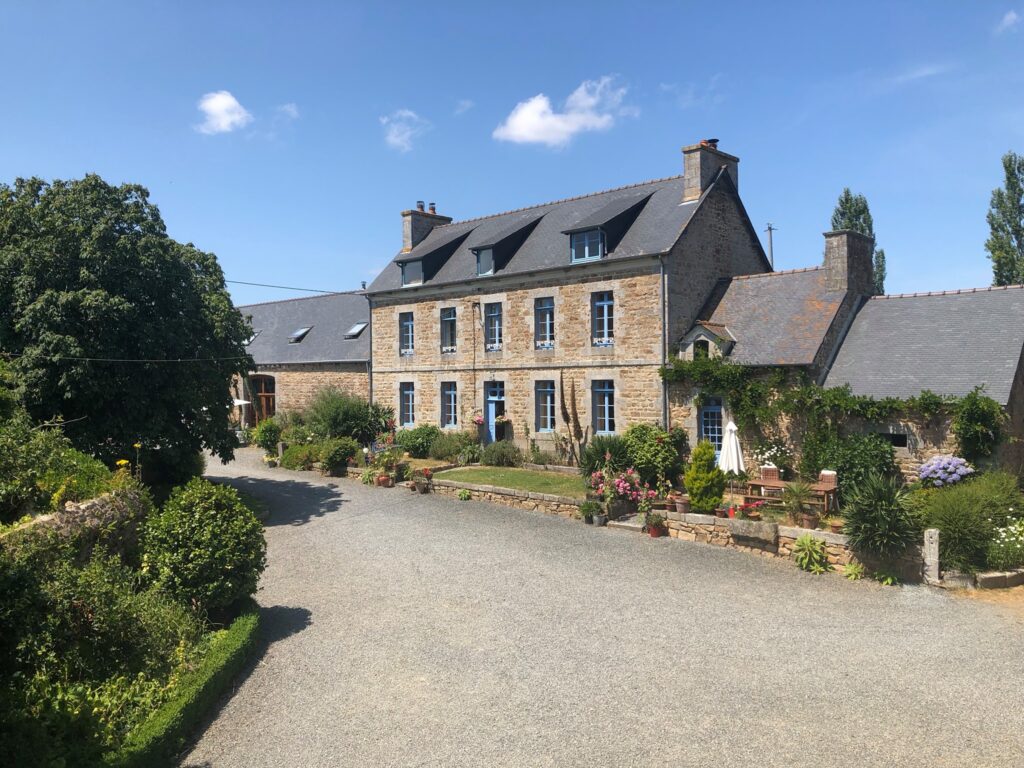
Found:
[0,175,252,475]
[830,187,886,294]
[985,151,1024,286]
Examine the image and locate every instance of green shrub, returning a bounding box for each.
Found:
[280,443,320,471]
[961,470,1023,528]
[684,441,725,515]
[529,449,559,465]
[281,422,314,445]
[145,479,266,612]
[139,449,206,495]
[841,472,920,560]
[793,534,831,574]
[251,419,283,454]
[953,387,1005,463]
[579,501,601,520]
[429,431,478,461]
[481,441,523,467]
[457,488,472,501]
[579,435,629,478]
[623,423,682,486]
[109,600,260,768]
[457,443,481,466]
[395,424,443,458]
[800,432,897,502]
[988,519,1024,571]
[668,426,690,462]
[306,388,393,443]
[319,437,359,475]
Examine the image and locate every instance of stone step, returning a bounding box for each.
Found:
[607,513,644,532]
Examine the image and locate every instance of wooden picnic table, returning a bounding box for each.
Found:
[744,478,838,515]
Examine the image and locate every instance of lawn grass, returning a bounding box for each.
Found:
[434,466,586,498]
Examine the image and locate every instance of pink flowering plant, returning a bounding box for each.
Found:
[589,464,657,508]
[472,414,485,426]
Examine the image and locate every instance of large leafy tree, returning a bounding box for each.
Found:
[830,187,886,294]
[985,151,1024,286]
[0,175,252,477]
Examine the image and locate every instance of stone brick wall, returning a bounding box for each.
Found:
[431,480,581,517]
[243,363,370,418]
[370,265,666,451]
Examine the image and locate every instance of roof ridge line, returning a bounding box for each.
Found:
[730,266,823,280]
[237,290,365,309]
[874,284,1024,300]
[440,174,685,227]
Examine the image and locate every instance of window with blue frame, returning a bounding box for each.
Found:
[534,297,555,349]
[535,380,555,432]
[570,229,605,262]
[700,396,724,456]
[591,291,614,346]
[484,302,502,351]
[399,382,415,427]
[476,248,494,276]
[440,307,457,353]
[441,382,458,428]
[592,380,615,434]
[401,260,423,286]
[399,312,414,355]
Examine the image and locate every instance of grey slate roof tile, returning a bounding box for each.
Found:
[239,292,370,365]
[824,287,1024,404]
[699,268,845,366]
[368,176,699,293]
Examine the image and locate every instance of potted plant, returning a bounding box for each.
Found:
[673,494,691,515]
[579,501,601,525]
[738,499,765,521]
[784,481,818,529]
[412,468,432,494]
[714,506,729,518]
[645,512,667,538]
[826,516,845,534]
[593,505,609,527]
[376,474,394,488]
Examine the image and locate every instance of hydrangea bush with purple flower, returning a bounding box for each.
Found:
[918,455,974,488]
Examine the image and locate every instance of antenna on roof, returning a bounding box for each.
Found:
[764,223,777,269]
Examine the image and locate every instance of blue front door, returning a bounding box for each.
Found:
[484,381,505,444]
[700,397,724,459]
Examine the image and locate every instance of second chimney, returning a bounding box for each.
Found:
[401,201,452,252]
[682,139,739,202]
[823,230,875,296]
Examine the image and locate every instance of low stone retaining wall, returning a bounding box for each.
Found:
[431,480,582,518]
[664,509,924,582]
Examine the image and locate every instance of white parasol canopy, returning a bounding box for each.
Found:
[717,421,745,475]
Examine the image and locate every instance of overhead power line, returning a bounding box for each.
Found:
[1,351,250,364]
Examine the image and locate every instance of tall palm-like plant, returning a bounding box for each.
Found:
[842,472,919,560]
[783,481,816,525]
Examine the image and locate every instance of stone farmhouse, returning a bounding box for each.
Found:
[238,139,1024,473]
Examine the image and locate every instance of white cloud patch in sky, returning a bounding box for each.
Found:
[995,10,1020,34]
[493,76,632,148]
[455,99,474,115]
[889,63,950,86]
[276,102,300,120]
[195,90,253,134]
[659,74,724,110]
[379,109,430,152]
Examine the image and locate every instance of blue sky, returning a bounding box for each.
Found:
[2,1,1023,305]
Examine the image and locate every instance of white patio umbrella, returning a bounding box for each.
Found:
[717,421,745,475]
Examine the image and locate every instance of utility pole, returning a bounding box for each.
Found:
[764,223,777,268]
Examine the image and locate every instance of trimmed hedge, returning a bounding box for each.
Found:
[107,599,261,768]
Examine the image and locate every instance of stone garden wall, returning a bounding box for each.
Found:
[430,480,581,518]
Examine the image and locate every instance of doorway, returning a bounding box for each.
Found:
[484,381,505,444]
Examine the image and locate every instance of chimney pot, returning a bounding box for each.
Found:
[428,202,436,214]
[416,200,425,212]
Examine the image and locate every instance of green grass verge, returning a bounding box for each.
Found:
[434,467,586,499]
[106,599,261,768]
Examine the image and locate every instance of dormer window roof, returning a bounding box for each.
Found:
[563,191,653,263]
[288,326,313,344]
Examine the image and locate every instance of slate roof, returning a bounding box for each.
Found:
[239,292,370,365]
[696,267,846,366]
[369,175,702,292]
[824,286,1024,404]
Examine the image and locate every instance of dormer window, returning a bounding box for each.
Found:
[476,248,494,276]
[401,260,423,286]
[693,339,710,359]
[288,326,312,344]
[570,229,605,263]
[344,322,367,339]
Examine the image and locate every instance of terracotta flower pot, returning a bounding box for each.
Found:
[376,475,394,488]
[648,525,666,538]
[829,520,844,534]
[715,508,728,518]
[674,496,691,515]
[746,511,763,521]
[800,512,819,529]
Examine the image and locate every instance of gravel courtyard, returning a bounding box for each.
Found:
[183,449,1024,768]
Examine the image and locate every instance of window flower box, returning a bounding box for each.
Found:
[592,337,614,347]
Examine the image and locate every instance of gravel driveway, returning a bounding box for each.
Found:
[183,449,1024,767]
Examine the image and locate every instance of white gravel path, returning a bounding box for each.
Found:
[182,449,1024,767]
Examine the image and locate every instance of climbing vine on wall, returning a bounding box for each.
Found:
[659,357,1005,464]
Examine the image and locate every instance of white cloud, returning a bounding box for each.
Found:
[889,63,950,85]
[194,90,253,134]
[379,109,430,152]
[995,10,1020,34]
[276,102,300,120]
[493,76,632,148]
[659,74,724,110]
[455,99,474,115]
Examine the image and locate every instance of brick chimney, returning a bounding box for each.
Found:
[401,201,452,252]
[682,139,739,202]
[823,230,874,296]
